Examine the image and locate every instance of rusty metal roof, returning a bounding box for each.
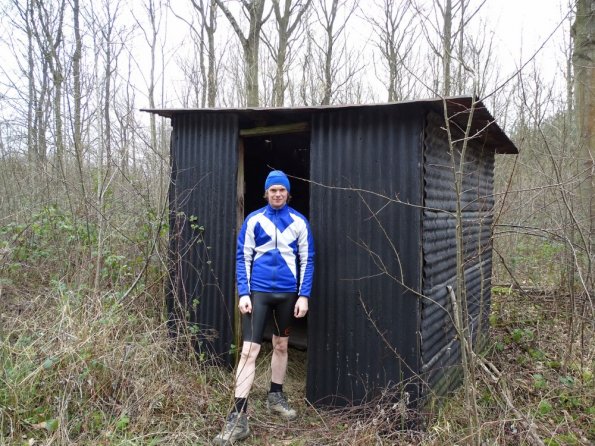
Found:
[141,96,518,155]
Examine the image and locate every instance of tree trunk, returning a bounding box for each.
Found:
[273,1,290,106]
[147,0,158,151]
[442,0,452,96]
[270,0,311,107]
[216,0,267,107]
[32,0,66,169]
[365,0,414,102]
[25,0,36,162]
[104,37,113,169]
[36,59,49,163]
[456,0,466,93]
[572,0,594,288]
[72,0,87,205]
[187,0,218,107]
[321,0,338,105]
[207,0,217,107]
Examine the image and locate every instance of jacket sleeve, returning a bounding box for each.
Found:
[297,218,315,297]
[236,218,254,297]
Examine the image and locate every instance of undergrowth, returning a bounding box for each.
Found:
[1,206,593,445]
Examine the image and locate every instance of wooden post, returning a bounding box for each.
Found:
[234,137,245,363]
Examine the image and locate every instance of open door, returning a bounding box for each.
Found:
[238,123,311,349]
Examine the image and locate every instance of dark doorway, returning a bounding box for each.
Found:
[241,130,311,349]
[242,131,310,217]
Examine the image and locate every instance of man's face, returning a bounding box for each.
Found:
[266,185,289,209]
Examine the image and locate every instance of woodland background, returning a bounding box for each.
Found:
[0,0,593,445]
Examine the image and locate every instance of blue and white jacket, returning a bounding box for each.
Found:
[236,204,315,298]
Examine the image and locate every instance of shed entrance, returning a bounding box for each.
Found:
[239,125,311,349]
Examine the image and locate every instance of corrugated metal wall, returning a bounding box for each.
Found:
[421,111,494,397]
[307,106,424,406]
[168,113,239,366]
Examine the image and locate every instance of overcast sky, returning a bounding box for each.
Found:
[0,0,573,116]
[487,0,570,72]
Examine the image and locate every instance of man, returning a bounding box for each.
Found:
[213,170,315,445]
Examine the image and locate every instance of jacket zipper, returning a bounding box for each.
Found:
[272,208,278,289]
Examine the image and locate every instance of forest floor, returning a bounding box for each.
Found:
[1,282,593,445]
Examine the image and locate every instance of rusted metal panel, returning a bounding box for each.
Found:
[421,111,495,396]
[167,113,238,366]
[306,105,424,406]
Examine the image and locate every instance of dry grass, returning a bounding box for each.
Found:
[1,213,593,446]
[1,283,227,444]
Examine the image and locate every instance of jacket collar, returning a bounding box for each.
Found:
[265,203,288,214]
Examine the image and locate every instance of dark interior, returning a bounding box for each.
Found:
[243,132,310,217]
[241,131,311,349]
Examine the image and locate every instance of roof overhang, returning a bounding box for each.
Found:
[141,96,518,154]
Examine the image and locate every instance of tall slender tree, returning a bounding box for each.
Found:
[31,0,66,167]
[313,0,356,105]
[215,0,269,106]
[174,0,219,107]
[192,0,218,107]
[572,0,594,277]
[365,0,416,102]
[266,0,311,106]
[72,0,88,206]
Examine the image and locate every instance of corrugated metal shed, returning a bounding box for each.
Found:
[167,113,238,366]
[143,96,518,408]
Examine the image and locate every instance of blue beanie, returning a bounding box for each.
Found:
[264,170,290,192]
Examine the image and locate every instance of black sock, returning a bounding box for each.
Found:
[270,382,283,393]
[234,397,248,413]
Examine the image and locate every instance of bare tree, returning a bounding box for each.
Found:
[265,0,311,106]
[31,0,66,167]
[172,0,219,107]
[192,0,218,106]
[365,0,416,102]
[87,0,127,172]
[3,0,48,163]
[572,0,594,285]
[440,0,453,95]
[86,0,128,290]
[295,25,315,105]
[316,0,351,105]
[12,0,38,162]
[464,20,498,97]
[115,54,136,174]
[215,0,270,106]
[72,0,88,207]
[175,48,203,107]
[311,0,358,105]
[412,0,486,96]
[137,0,161,154]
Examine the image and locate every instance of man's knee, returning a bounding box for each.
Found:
[272,337,289,355]
[240,342,261,362]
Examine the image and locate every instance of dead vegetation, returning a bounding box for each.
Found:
[1,250,592,446]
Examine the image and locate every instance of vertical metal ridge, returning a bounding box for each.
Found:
[307,106,424,406]
[168,113,238,366]
[421,111,495,397]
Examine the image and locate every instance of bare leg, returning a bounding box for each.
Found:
[235,341,261,398]
[270,335,289,385]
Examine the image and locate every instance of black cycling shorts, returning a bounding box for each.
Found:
[242,292,297,345]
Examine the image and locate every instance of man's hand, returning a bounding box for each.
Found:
[294,296,309,318]
[238,295,252,314]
